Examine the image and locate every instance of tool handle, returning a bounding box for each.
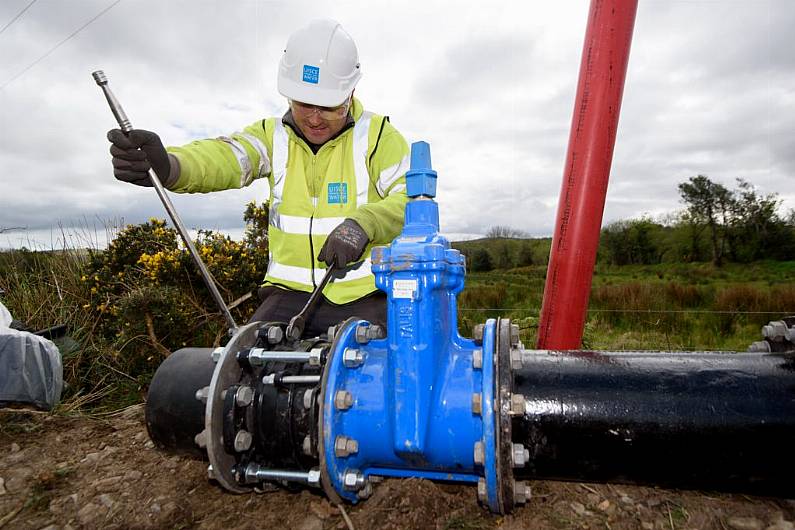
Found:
[92,70,238,334]
[285,265,338,340]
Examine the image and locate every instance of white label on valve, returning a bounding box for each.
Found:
[392,279,418,299]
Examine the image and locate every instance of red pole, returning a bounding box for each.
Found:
[536,0,638,349]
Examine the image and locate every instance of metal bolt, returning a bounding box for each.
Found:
[472,349,483,370]
[367,324,385,340]
[194,386,209,403]
[471,393,482,415]
[477,477,487,503]
[211,347,224,363]
[267,326,284,344]
[510,323,520,347]
[307,468,321,487]
[335,390,354,410]
[343,348,365,368]
[303,435,313,456]
[763,321,788,341]
[343,470,365,491]
[357,482,373,499]
[473,440,485,465]
[511,443,530,468]
[261,374,275,385]
[473,323,485,343]
[510,393,526,415]
[303,388,315,409]
[308,347,323,366]
[327,325,338,341]
[510,349,523,370]
[235,385,254,407]
[748,340,771,353]
[335,436,360,458]
[513,480,531,504]
[234,430,253,452]
[355,324,370,344]
[194,429,207,449]
[207,464,215,480]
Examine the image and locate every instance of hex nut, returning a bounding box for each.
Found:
[511,443,530,468]
[355,324,370,344]
[510,323,520,347]
[762,321,788,341]
[309,347,323,366]
[195,386,209,403]
[211,347,224,362]
[748,340,771,353]
[367,324,386,340]
[335,390,354,410]
[235,385,254,407]
[303,435,313,456]
[234,430,253,452]
[472,349,483,370]
[510,349,523,370]
[357,482,373,499]
[473,440,485,465]
[194,429,208,449]
[303,388,315,409]
[343,470,365,491]
[510,393,526,415]
[327,325,338,341]
[513,480,531,504]
[471,393,482,415]
[307,468,321,487]
[477,477,487,503]
[335,436,359,458]
[267,326,284,344]
[473,323,485,343]
[343,348,365,368]
[207,464,215,480]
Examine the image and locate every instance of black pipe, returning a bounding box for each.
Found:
[146,347,216,458]
[510,349,795,496]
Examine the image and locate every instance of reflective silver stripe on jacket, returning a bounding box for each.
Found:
[267,259,373,285]
[376,154,410,197]
[218,136,253,187]
[352,111,372,207]
[269,211,347,236]
[238,132,271,180]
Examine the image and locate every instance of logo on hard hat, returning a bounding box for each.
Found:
[302,65,320,84]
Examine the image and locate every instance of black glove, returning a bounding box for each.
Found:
[107,129,176,188]
[317,219,369,268]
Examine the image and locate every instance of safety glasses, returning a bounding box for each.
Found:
[290,98,351,120]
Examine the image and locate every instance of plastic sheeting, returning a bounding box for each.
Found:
[0,301,63,410]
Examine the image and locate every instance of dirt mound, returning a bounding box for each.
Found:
[0,407,791,529]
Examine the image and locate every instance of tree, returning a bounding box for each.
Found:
[486,225,527,239]
[469,248,493,272]
[729,180,794,261]
[517,244,535,267]
[601,219,662,265]
[678,175,733,266]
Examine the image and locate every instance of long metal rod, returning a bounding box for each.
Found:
[537,0,638,349]
[91,70,238,334]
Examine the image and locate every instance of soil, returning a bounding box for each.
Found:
[0,406,792,530]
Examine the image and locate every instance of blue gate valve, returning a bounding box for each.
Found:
[321,141,505,510]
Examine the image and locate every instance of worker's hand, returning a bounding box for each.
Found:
[107,129,176,188]
[317,219,369,268]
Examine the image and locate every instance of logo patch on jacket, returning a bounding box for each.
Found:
[302,65,320,84]
[327,183,348,204]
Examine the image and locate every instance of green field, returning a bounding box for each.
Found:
[457,260,795,352]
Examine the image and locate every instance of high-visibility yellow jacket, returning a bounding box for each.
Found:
[166,98,409,304]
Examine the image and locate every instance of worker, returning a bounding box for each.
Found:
[106,19,409,336]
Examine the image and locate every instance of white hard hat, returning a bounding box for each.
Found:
[278,19,362,107]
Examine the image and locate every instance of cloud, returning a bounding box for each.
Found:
[0,0,792,247]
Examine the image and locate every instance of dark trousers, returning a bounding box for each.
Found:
[248,286,387,338]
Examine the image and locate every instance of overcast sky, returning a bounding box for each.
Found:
[0,0,793,249]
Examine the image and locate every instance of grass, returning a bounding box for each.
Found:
[458,262,795,351]
[1,229,793,412]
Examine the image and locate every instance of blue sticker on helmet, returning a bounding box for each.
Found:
[327,183,348,204]
[303,65,320,84]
